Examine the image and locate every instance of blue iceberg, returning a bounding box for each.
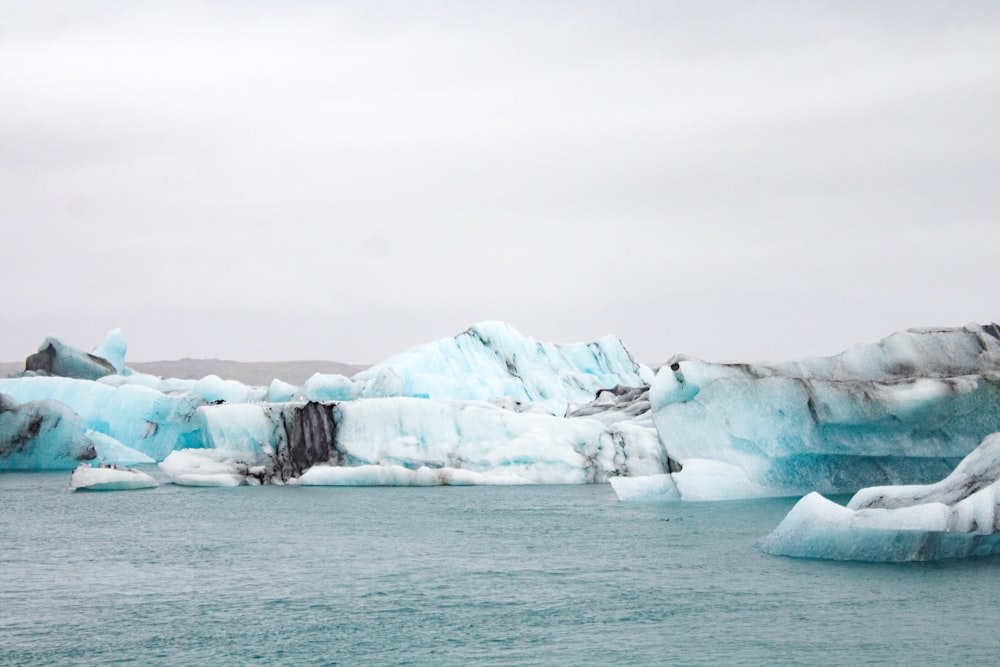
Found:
[622,323,1000,501]
[0,393,97,470]
[347,321,653,414]
[760,433,1000,561]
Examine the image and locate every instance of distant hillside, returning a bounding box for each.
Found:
[1,359,368,386]
[0,361,22,378]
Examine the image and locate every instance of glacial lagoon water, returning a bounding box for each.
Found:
[2,472,1000,666]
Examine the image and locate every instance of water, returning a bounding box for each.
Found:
[2,472,999,665]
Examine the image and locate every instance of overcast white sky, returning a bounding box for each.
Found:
[2,1,998,365]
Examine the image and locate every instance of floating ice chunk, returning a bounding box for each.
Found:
[0,393,96,470]
[159,449,265,487]
[70,464,157,491]
[760,434,1000,561]
[24,336,116,380]
[87,430,156,465]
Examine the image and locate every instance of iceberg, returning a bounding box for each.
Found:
[24,335,116,380]
[760,433,1000,561]
[0,376,210,461]
[195,396,667,485]
[349,321,653,414]
[626,323,1000,501]
[87,430,156,466]
[159,448,268,487]
[70,463,158,491]
[0,393,97,470]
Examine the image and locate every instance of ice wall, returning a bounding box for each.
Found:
[194,397,666,485]
[636,324,1000,500]
[0,393,96,470]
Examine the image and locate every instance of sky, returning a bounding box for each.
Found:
[2,1,998,365]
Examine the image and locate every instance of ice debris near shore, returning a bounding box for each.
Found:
[760,433,1000,562]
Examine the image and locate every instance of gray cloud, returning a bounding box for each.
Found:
[2,1,998,365]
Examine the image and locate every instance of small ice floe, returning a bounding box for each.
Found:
[70,463,158,492]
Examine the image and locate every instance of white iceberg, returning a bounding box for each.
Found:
[158,449,268,487]
[70,464,158,491]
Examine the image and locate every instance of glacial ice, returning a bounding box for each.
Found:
[0,376,209,461]
[0,393,96,470]
[622,323,1000,501]
[7,321,1000,510]
[92,328,128,374]
[195,396,667,485]
[760,433,1000,561]
[87,430,156,466]
[24,336,116,380]
[159,449,267,487]
[70,464,158,491]
[348,321,653,414]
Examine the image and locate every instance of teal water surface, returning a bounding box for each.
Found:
[2,471,999,665]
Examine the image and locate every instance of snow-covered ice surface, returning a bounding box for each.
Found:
[69,464,157,491]
[624,323,1000,501]
[760,433,1000,561]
